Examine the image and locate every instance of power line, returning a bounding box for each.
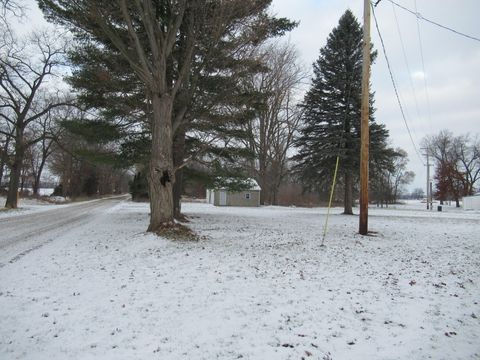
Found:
[371,3,425,166]
[413,0,433,132]
[391,2,423,132]
[386,0,480,43]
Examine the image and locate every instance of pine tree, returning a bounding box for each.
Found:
[39,0,295,230]
[293,9,390,214]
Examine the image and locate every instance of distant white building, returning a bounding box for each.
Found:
[206,178,261,207]
[463,192,480,210]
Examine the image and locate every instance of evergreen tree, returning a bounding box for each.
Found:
[293,10,390,214]
[39,0,295,226]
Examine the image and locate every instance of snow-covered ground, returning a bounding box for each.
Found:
[0,200,479,359]
[0,196,63,219]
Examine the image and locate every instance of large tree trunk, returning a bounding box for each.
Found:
[343,172,353,214]
[33,175,41,196]
[272,187,278,206]
[5,134,24,209]
[258,162,267,205]
[33,157,47,196]
[32,143,50,196]
[147,93,175,232]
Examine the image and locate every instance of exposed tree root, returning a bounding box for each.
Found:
[174,213,190,223]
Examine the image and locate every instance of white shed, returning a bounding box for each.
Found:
[463,193,480,210]
[206,178,261,207]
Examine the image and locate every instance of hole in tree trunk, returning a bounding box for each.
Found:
[160,170,170,186]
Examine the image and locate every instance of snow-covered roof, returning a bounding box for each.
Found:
[211,177,261,191]
[245,178,261,191]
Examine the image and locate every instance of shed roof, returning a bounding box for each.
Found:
[212,177,261,191]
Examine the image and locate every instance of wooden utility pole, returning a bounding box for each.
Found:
[421,148,433,210]
[359,0,371,235]
[426,151,430,210]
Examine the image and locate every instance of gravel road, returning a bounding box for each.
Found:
[0,195,129,268]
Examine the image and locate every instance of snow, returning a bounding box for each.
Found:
[211,177,262,191]
[0,200,479,359]
[0,196,65,219]
[34,188,55,196]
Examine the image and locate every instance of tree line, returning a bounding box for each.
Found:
[1,1,419,234]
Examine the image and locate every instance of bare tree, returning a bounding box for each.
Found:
[453,135,480,196]
[389,148,415,202]
[410,187,424,200]
[424,130,455,204]
[370,148,414,206]
[27,109,60,195]
[1,0,25,29]
[1,0,24,17]
[1,0,25,50]
[423,130,479,207]
[0,30,70,208]
[243,42,306,204]
[0,121,13,186]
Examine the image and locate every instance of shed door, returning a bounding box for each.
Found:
[219,191,227,206]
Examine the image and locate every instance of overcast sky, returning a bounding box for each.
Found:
[16,0,480,192]
[271,0,480,191]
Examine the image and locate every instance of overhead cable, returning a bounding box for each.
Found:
[386,0,480,43]
[371,3,425,166]
[391,3,422,128]
[413,0,433,132]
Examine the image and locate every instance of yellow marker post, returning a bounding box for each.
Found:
[321,155,340,246]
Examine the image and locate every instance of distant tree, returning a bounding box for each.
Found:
[49,128,129,198]
[0,124,13,187]
[370,148,414,206]
[433,161,452,203]
[293,10,390,214]
[0,30,70,208]
[453,134,480,195]
[27,108,64,195]
[241,42,306,205]
[432,157,467,207]
[0,0,21,188]
[424,130,479,207]
[411,187,424,200]
[389,148,415,202]
[423,130,454,204]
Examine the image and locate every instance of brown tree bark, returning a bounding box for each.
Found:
[146,93,175,231]
[32,156,47,196]
[5,131,24,208]
[0,136,10,187]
